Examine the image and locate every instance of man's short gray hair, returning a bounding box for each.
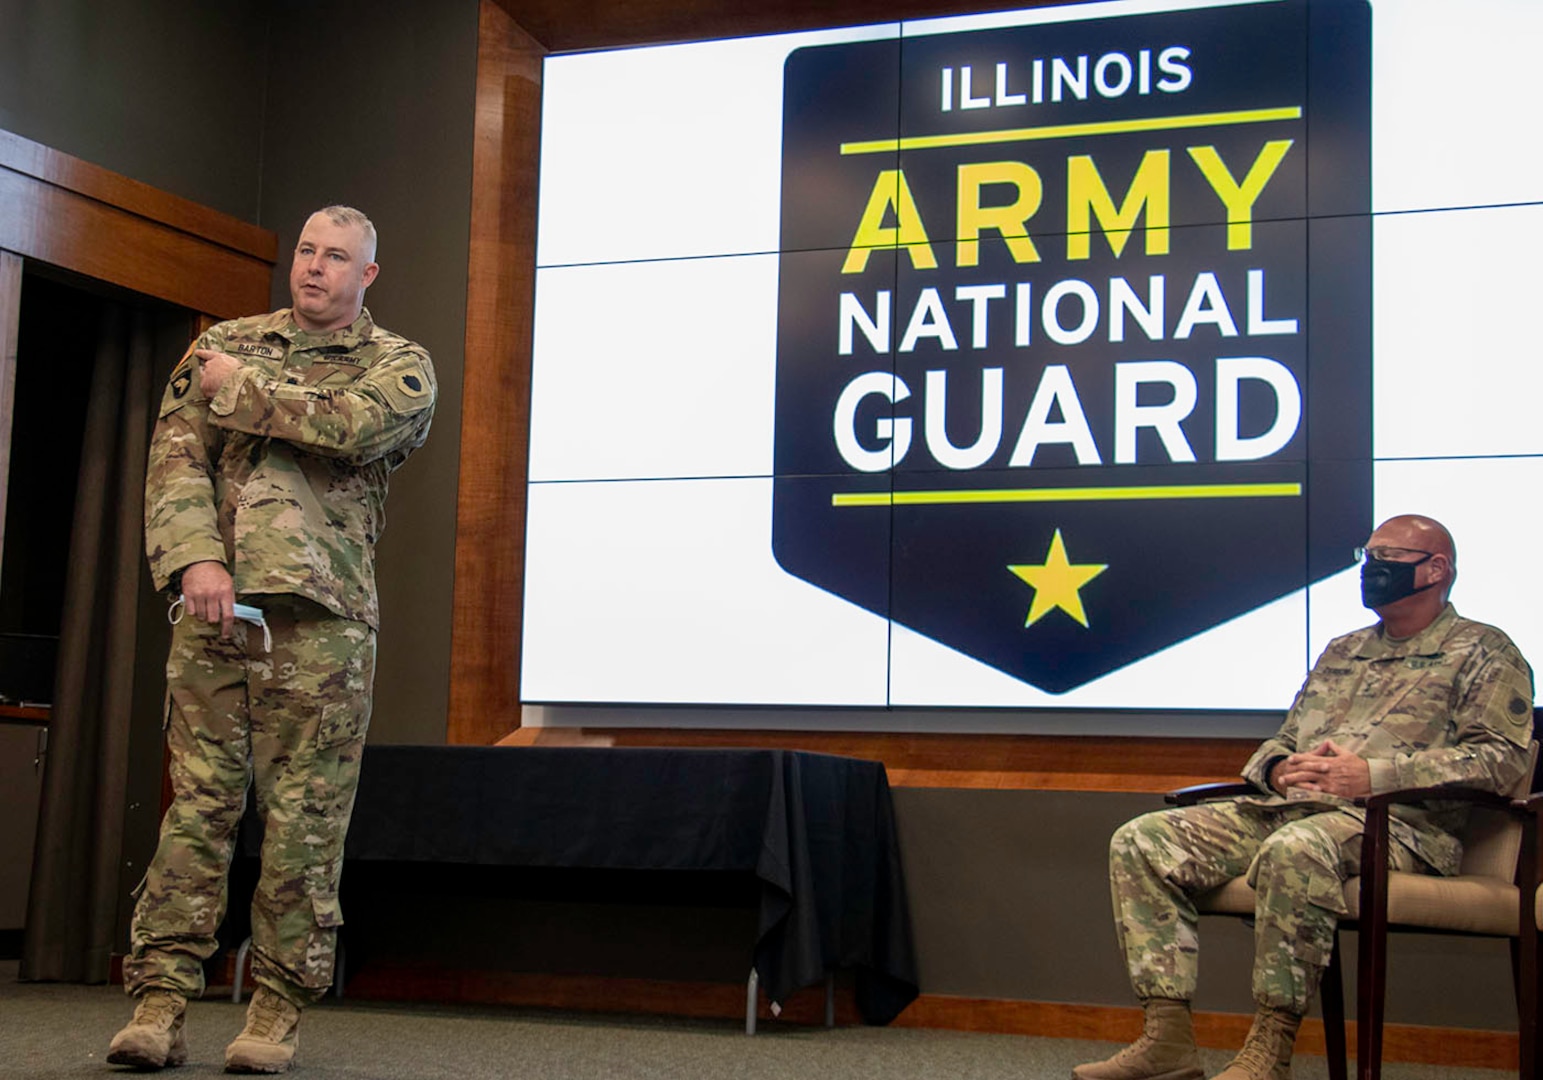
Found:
[316,205,377,262]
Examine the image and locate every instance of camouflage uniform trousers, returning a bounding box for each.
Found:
[1108,800,1426,1014]
[124,593,375,1008]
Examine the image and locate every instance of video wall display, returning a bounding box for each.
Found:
[522,0,1543,710]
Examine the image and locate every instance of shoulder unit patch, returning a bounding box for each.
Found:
[379,357,434,414]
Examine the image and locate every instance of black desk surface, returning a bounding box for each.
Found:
[338,745,919,1025]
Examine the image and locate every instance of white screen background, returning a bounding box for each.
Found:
[522,0,1543,717]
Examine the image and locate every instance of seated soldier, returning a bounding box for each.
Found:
[1074,514,1534,1080]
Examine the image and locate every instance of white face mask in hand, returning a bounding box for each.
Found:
[167,595,272,652]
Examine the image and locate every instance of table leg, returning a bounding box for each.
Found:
[232,937,251,1003]
[334,938,346,999]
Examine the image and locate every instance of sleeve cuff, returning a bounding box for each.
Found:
[1366,757,1398,794]
[1257,754,1287,793]
[150,546,228,593]
[208,366,251,417]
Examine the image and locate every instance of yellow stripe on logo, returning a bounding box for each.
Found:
[840,106,1303,156]
[831,482,1303,508]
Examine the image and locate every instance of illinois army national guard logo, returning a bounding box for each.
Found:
[772,1,1372,694]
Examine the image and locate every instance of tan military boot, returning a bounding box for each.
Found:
[223,986,302,1074]
[1072,997,1204,1080]
[107,989,189,1069]
[1210,1007,1301,1080]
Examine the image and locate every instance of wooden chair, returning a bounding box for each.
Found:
[1168,728,1538,1080]
[1513,788,1543,1079]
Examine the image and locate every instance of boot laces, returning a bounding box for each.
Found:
[1230,1015,1287,1076]
[245,994,296,1041]
[1109,1029,1158,1066]
[135,993,183,1031]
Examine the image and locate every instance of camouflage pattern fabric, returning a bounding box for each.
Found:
[1239,604,1534,876]
[124,595,374,1007]
[1106,604,1533,1013]
[129,307,428,1007]
[144,307,435,630]
[1110,801,1422,1013]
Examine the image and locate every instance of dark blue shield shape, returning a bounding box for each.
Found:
[772,1,1372,695]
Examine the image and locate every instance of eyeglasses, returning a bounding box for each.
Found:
[1353,546,1435,564]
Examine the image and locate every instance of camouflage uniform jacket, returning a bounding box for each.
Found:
[144,308,435,630]
[1239,604,1534,876]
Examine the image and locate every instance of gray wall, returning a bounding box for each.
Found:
[259,0,477,744]
[0,0,270,220]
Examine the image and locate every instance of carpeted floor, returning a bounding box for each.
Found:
[0,964,1514,1080]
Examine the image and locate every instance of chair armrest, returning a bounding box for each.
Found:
[1166,781,1258,806]
[1514,791,1543,814]
[1354,783,1526,950]
[1357,786,1515,812]
[1355,786,1518,889]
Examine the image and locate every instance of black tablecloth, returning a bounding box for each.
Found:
[333,745,918,1024]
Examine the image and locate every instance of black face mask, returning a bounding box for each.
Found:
[1360,553,1434,610]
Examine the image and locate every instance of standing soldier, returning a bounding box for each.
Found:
[108,206,435,1073]
[1074,514,1533,1080]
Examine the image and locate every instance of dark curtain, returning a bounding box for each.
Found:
[20,302,163,982]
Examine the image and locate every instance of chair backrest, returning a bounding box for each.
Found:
[1457,739,1539,880]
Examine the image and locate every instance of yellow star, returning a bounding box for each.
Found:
[1007,529,1108,628]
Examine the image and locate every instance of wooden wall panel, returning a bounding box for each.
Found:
[448,1,546,745]
[499,726,1258,792]
[0,130,274,320]
[0,130,274,264]
[494,0,1047,51]
[0,252,19,577]
[0,172,271,320]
